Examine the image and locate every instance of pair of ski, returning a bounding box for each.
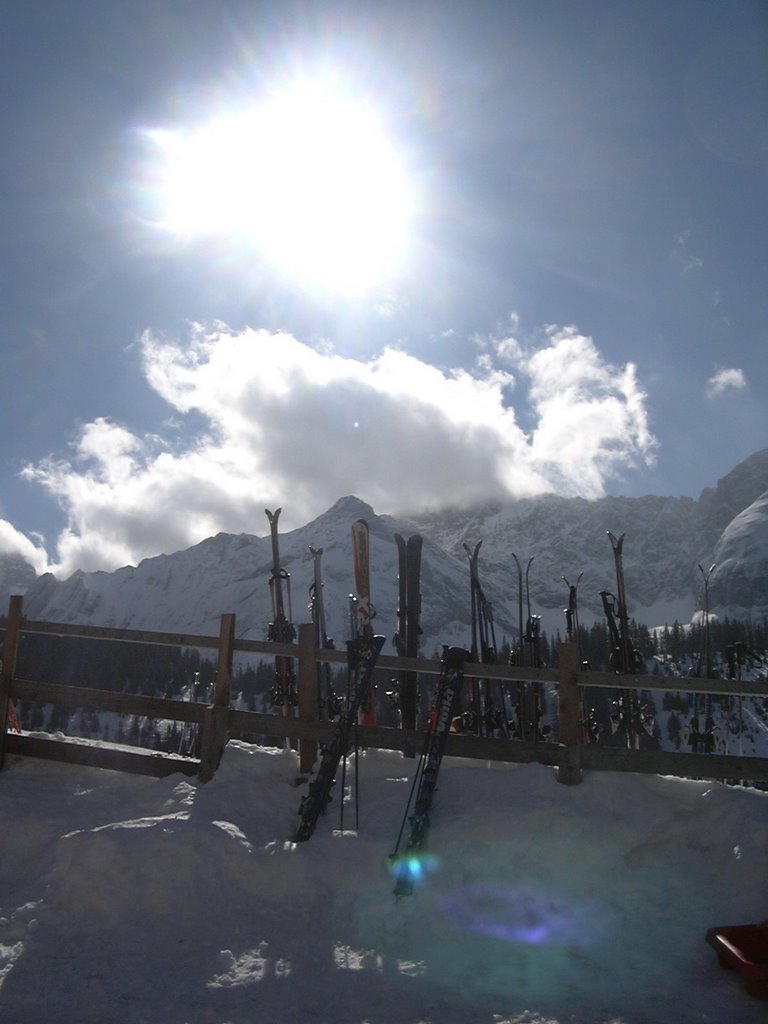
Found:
[265,508,297,719]
[563,573,601,745]
[394,532,423,731]
[308,546,339,719]
[390,645,466,895]
[600,531,654,750]
[685,563,719,754]
[510,553,547,741]
[353,522,424,729]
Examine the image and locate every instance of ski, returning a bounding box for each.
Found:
[685,563,718,753]
[510,553,548,741]
[563,573,582,648]
[177,669,209,756]
[463,541,505,736]
[600,531,653,750]
[393,533,408,719]
[510,553,537,741]
[562,573,600,743]
[309,546,338,719]
[390,646,466,896]
[394,533,423,731]
[351,519,377,725]
[295,633,385,842]
[265,508,297,735]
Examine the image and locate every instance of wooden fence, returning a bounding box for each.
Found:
[2,594,768,786]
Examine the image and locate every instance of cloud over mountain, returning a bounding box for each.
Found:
[15,323,656,577]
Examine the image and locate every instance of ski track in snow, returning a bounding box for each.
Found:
[1,740,768,1023]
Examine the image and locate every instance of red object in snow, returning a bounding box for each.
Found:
[706,921,768,998]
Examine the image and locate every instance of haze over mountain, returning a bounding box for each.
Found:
[2,450,767,656]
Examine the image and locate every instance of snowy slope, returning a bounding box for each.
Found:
[709,491,768,615]
[2,741,768,1023]
[18,497,476,658]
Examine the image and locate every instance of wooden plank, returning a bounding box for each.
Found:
[213,613,235,706]
[3,732,199,778]
[227,709,334,743]
[10,617,760,695]
[198,706,229,782]
[10,678,206,723]
[17,619,221,650]
[575,668,768,699]
[232,638,302,658]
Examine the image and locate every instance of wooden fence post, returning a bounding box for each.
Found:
[297,622,318,775]
[212,612,235,707]
[199,612,235,782]
[0,595,23,770]
[557,640,583,785]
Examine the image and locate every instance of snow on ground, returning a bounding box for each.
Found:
[2,741,768,1024]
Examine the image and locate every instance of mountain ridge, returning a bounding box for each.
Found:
[3,450,768,655]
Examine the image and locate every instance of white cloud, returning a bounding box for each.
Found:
[20,323,657,577]
[524,326,657,495]
[0,519,49,575]
[706,366,747,397]
[672,230,703,275]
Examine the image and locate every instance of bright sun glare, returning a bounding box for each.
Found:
[145,79,415,294]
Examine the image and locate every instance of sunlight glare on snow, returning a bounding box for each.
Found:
[333,944,383,972]
[0,941,25,992]
[206,942,292,988]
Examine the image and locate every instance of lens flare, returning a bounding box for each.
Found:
[389,851,439,892]
[441,883,612,947]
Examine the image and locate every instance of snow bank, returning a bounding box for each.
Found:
[2,741,768,1023]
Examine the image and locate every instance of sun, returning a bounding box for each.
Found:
[144,78,416,295]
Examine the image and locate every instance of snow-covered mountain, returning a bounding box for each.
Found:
[6,450,768,653]
[709,490,768,614]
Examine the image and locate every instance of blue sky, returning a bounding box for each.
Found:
[1,0,766,578]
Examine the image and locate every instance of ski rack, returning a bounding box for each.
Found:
[390,646,466,896]
[294,633,385,843]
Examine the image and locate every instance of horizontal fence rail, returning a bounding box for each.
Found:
[2,595,768,785]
